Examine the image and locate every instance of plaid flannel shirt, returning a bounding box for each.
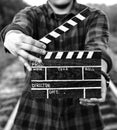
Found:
[1,1,112,130]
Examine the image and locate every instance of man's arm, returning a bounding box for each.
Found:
[1,6,37,39]
[0,7,46,71]
[85,10,112,73]
[80,10,112,105]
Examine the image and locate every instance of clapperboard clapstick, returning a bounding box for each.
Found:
[30,7,102,99]
[39,7,90,44]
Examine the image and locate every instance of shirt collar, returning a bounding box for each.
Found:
[70,0,81,15]
[45,1,54,17]
[45,0,85,17]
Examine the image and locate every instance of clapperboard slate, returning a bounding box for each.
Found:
[30,7,102,99]
[31,51,102,99]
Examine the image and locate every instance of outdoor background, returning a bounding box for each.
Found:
[0,0,117,130]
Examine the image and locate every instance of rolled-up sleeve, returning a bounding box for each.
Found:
[85,10,112,72]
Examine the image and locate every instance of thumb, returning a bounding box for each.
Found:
[18,56,32,71]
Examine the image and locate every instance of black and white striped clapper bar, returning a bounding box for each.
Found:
[39,7,90,44]
[30,7,102,99]
[31,51,102,99]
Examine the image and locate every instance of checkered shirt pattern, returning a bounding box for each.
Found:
[12,92,103,130]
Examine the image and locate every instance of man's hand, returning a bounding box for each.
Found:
[80,59,107,106]
[4,30,46,71]
[80,76,107,106]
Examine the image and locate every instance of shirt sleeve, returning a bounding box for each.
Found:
[0,6,38,42]
[85,10,112,73]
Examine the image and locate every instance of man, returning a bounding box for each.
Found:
[1,0,112,129]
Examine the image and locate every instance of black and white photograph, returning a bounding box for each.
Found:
[0,0,117,130]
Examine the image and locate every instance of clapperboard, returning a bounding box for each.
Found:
[30,7,102,99]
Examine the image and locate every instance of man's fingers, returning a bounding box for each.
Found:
[18,56,32,71]
[17,49,42,63]
[20,43,46,55]
[79,99,96,106]
[23,35,46,49]
[80,101,96,106]
[79,98,105,106]
[90,98,105,103]
[80,98,93,103]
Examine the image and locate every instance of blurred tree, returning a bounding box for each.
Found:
[0,0,28,31]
